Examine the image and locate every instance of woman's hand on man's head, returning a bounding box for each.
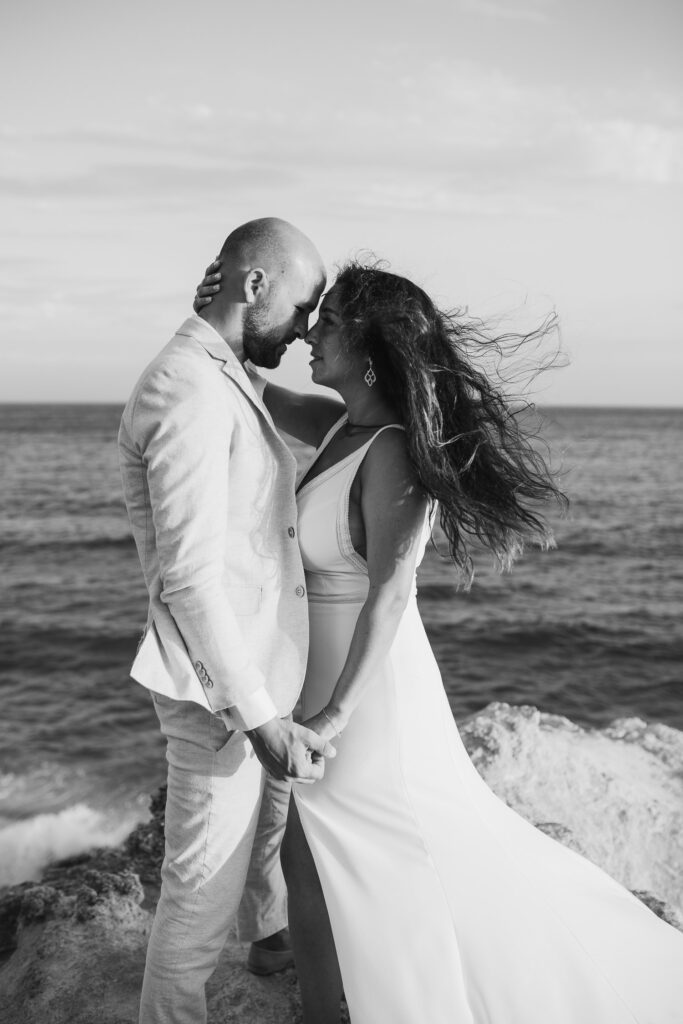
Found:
[193,257,222,312]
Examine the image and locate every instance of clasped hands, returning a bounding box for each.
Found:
[247,715,341,784]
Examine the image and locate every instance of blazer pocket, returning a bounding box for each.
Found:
[226,584,262,616]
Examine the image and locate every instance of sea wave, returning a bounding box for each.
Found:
[425,616,683,654]
[0,534,135,554]
[0,802,145,887]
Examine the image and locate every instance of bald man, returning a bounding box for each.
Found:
[118,218,333,1024]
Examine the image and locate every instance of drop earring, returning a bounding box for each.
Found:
[364,358,377,388]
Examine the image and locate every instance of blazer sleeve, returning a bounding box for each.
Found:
[130,363,278,729]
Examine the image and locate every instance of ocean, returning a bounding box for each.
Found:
[1,403,682,886]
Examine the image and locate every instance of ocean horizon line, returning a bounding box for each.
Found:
[1,401,682,413]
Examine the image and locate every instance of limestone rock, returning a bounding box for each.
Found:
[0,869,149,1024]
[1,703,681,1023]
[460,702,683,916]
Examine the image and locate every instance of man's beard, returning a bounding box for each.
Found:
[243,306,287,369]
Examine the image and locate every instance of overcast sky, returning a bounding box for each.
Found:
[1,0,681,405]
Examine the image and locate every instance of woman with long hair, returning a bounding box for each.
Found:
[196,260,683,1023]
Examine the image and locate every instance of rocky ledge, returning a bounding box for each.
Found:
[1,703,681,1023]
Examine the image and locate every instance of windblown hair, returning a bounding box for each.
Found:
[334,261,568,583]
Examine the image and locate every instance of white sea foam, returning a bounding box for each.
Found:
[0,803,144,887]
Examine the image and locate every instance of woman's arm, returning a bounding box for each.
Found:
[303,430,430,739]
[263,382,344,448]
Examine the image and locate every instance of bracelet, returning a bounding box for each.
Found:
[321,707,342,737]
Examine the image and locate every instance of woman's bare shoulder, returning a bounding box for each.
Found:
[361,427,420,492]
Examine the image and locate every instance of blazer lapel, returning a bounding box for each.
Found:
[175,316,293,457]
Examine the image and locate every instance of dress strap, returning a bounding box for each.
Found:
[298,418,405,497]
[315,415,405,457]
[336,422,406,572]
[360,422,405,448]
[346,422,406,467]
[315,414,349,455]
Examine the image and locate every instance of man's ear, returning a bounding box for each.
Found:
[243,267,269,304]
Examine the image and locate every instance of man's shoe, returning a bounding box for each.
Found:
[246,943,294,976]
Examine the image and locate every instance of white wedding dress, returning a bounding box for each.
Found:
[293,415,683,1024]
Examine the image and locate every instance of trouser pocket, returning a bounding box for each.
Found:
[151,691,235,754]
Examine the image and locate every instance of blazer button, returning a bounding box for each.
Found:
[204,678,214,688]
[288,527,296,538]
[195,661,204,672]
[295,585,305,597]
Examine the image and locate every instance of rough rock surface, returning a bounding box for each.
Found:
[461,702,683,918]
[1,703,681,1023]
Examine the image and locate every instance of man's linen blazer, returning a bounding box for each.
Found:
[117,314,308,731]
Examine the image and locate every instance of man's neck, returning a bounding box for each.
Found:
[198,307,246,364]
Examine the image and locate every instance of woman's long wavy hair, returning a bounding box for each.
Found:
[334,260,568,583]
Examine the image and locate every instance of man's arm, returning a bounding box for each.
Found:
[132,364,275,727]
[131,363,334,776]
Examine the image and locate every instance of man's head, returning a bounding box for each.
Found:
[206,217,326,368]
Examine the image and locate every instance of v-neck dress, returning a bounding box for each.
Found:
[293,414,683,1024]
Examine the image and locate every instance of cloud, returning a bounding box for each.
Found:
[346,175,559,220]
[1,59,681,229]
[145,94,216,124]
[458,0,555,23]
[0,160,300,201]
[392,61,683,189]
[181,103,214,123]
[581,118,683,185]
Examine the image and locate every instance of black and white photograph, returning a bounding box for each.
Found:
[1,1,682,1021]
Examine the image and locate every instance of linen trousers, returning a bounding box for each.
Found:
[139,692,291,1024]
